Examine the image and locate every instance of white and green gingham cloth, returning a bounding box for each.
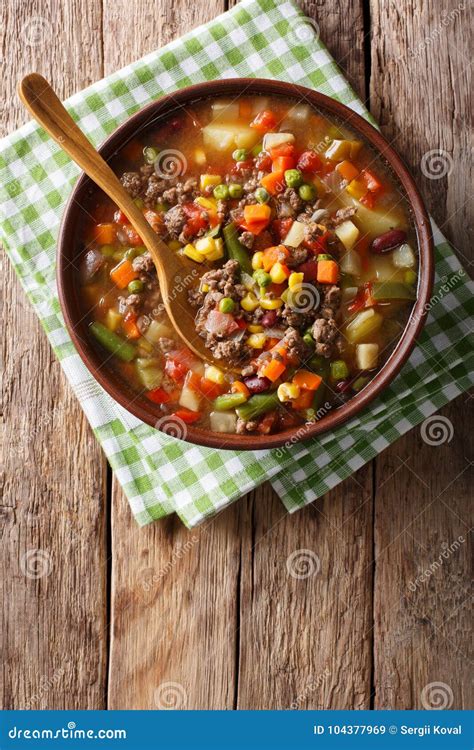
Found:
[1,0,473,527]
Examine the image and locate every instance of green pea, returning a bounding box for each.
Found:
[252,143,263,156]
[284,169,303,189]
[317,254,334,262]
[128,279,144,293]
[100,244,115,257]
[219,297,235,313]
[254,187,270,204]
[213,184,230,200]
[404,269,418,286]
[299,183,317,201]
[228,183,243,199]
[133,197,144,209]
[232,148,248,162]
[143,146,158,164]
[253,269,272,287]
[155,201,169,212]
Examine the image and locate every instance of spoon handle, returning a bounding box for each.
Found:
[18,73,172,265]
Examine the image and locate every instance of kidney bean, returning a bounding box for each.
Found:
[371,229,407,254]
[260,311,278,327]
[335,378,352,393]
[243,375,271,394]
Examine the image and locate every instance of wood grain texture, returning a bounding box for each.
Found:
[1,0,108,709]
[369,0,473,709]
[102,0,244,710]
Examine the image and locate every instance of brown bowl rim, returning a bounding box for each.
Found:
[57,77,434,450]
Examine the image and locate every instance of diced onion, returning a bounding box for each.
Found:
[210,411,238,433]
[262,132,295,150]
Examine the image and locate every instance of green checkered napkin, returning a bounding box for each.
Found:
[1,0,473,527]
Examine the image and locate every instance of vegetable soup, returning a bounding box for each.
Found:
[78,95,418,435]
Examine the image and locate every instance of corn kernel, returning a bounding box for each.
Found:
[195,195,218,213]
[201,283,210,293]
[183,244,205,263]
[199,174,221,190]
[194,148,207,166]
[137,337,154,354]
[277,382,301,402]
[288,272,304,291]
[260,296,283,310]
[270,262,290,284]
[240,292,260,312]
[167,239,182,251]
[248,324,264,333]
[105,308,122,332]
[205,238,224,261]
[252,251,264,270]
[247,333,267,349]
[346,178,367,201]
[205,365,225,385]
[195,237,216,256]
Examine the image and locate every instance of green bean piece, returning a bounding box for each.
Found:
[143,146,158,164]
[252,143,263,156]
[404,269,418,287]
[213,392,248,411]
[205,223,221,239]
[303,333,315,348]
[133,197,144,209]
[371,281,416,301]
[352,375,370,392]
[236,392,280,421]
[89,322,136,362]
[330,359,350,381]
[100,245,115,257]
[223,222,253,275]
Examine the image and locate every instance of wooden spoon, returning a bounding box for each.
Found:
[19,73,226,368]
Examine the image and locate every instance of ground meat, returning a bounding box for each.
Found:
[280,327,309,365]
[286,245,308,267]
[164,205,187,239]
[121,172,142,199]
[156,337,176,353]
[196,259,246,300]
[162,177,198,205]
[132,253,156,278]
[241,362,258,377]
[276,187,304,218]
[320,285,341,320]
[188,288,205,309]
[243,174,259,193]
[312,318,340,358]
[118,293,142,316]
[280,305,315,331]
[236,418,259,434]
[216,199,228,223]
[143,174,172,207]
[304,221,326,243]
[211,337,249,366]
[240,231,255,250]
[330,206,357,227]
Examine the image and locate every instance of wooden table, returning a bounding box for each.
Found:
[2,0,472,711]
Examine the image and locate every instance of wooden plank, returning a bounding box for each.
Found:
[229,0,374,710]
[370,0,472,709]
[1,0,107,709]
[102,0,244,710]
